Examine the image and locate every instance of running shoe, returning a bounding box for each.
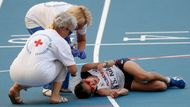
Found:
[169,76,186,89]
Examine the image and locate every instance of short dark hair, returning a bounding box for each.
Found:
[74,81,92,99]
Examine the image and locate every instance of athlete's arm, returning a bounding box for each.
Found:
[81,60,116,73]
[96,88,128,98]
[81,62,101,72]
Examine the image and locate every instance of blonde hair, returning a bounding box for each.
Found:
[49,12,77,31]
[66,5,92,27]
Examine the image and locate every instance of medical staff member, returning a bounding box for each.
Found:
[25,1,92,94]
[9,12,77,104]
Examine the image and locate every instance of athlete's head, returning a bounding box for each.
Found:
[66,5,92,29]
[74,76,98,99]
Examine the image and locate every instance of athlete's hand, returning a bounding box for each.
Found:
[97,63,104,73]
[117,88,128,96]
[109,90,119,98]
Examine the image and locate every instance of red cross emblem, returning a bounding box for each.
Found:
[34,39,43,47]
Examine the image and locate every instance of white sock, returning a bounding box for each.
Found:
[166,77,171,83]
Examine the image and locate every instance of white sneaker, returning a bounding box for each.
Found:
[42,89,52,97]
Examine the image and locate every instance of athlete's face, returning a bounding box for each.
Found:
[83,76,99,93]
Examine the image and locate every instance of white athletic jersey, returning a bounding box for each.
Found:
[25,1,87,35]
[10,29,75,86]
[88,65,125,90]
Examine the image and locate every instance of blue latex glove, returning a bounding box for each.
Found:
[78,51,86,59]
[71,48,80,57]
[64,36,71,44]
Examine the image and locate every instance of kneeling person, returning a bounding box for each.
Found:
[9,12,78,104]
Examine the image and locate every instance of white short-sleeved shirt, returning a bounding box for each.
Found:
[88,65,125,90]
[25,1,87,35]
[10,29,75,86]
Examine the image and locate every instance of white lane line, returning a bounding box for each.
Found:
[0,63,88,73]
[0,70,9,73]
[0,0,3,8]
[93,0,111,63]
[0,45,24,48]
[107,96,120,107]
[2,54,190,73]
[123,35,190,41]
[92,0,120,107]
[11,34,30,37]
[125,31,189,35]
[130,54,190,61]
[1,42,190,48]
[98,42,190,45]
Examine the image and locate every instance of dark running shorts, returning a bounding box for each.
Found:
[115,58,134,90]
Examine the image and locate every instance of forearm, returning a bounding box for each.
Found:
[114,88,128,96]
[81,62,102,72]
[93,60,115,69]
[96,89,112,96]
[77,41,86,51]
[81,60,115,73]
[77,34,86,51]
[96,88,128,98]
[103,60,115,68]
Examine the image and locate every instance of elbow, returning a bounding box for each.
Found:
[81,64,88,72]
